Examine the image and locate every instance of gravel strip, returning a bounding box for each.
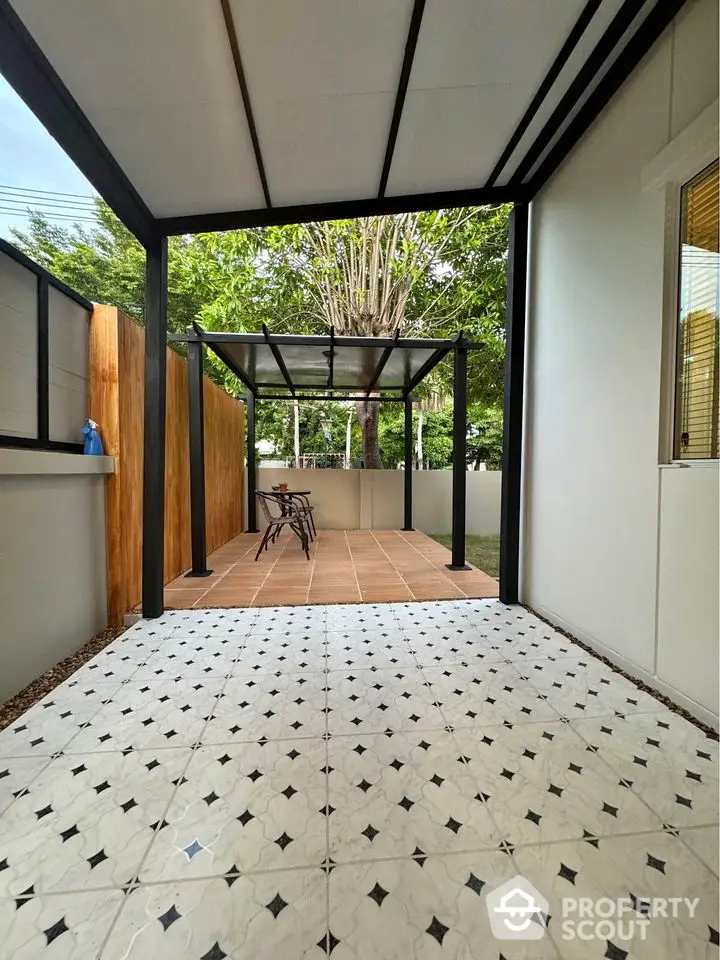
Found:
[0,626,125,732]
[524,604,718,741]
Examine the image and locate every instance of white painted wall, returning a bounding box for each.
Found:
[0,449,113,702]
[523,0,719,722]
[256,467,501,535]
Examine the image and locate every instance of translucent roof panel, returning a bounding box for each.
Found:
[191,333,467,395]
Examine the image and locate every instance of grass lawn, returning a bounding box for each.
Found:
[430,534,500,579]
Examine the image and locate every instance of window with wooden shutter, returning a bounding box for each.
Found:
[675,160,719,459]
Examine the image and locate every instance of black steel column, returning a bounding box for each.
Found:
[499,203,529,604]
[245,390,258,532]
[402,395,414,531]
[447,341,469,570]
[142,236,168,618]
[36,274,49,442]
[186,340,212,577]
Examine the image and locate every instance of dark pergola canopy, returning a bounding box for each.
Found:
[172,326,480,574]
[171,325,480,399]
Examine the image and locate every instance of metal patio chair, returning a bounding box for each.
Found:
[285,491,317,540]
[255,491,310,561]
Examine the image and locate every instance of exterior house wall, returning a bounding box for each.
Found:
[523,0,719,722]
[256,467,502,535]
[0,449,112,702]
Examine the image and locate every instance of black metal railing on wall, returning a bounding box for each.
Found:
[0,238,93,453]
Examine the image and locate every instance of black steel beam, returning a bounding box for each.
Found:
[0,1,155,246]
[245,391,258,533]
[499,204,529,603]
[403,395,414,530]
[36,274,49,442]
[485,0,603,187]
[378,0,426,198]
[527,0,690,196]
[262,324,294,393]
[0,238,93,310]
[255,383,407,392]
[448,342,469,570]
[510,0,646,186]
[159,184,523,235]
[257,394,407,402]
[366,330,399,396]
[220,0,272,208]
[142,237,168,618]
[205,343,258,395]
[404,346,452,396]
[186,340,212,578]
[0,435,83,453]
[170,331,469,351]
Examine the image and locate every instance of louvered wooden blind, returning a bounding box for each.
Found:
[677,161,719,459]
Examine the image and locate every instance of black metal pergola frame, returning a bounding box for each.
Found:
[169,325,481,578]
[0,0,688,616]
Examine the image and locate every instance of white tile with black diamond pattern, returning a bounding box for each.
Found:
[0,599,716,960]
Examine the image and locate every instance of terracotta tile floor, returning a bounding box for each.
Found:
[161,529,499,609]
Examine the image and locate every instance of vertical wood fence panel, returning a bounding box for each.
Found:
[90,307,244,624]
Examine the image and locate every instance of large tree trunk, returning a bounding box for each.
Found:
[355,399,382,468]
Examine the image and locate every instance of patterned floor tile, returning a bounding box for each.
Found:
[0,599,714,960]
[327,667,446,735]
[328,853,560,958]
[140,738,327,880]
[0,681,122,759]
[572,712,719,828]
[202,671,327,743]
[423,662,557,728]
[133,635,242,680]
[454,721,664,847]
[523,657,668,719]
[234,637,327,675]
[0,755,51,815]
[63,678,224,753]
[328,731,499,861]
[0,888,123,960]
[679,825,720,877]
[101,870,327,959]
[514,831,719,959]
[0,748,190,895]
[408,626,508,667]
[326,630,417,671]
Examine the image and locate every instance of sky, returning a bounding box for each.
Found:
[0,74,97,240]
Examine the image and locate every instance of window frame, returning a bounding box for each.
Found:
[642,99,719,465]
[673,160,719,461]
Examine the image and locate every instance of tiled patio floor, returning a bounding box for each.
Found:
[0,600,717,958]
[162,529,499,609]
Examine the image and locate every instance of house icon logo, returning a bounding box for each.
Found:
[486,875,549,940]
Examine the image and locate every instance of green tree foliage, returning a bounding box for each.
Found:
[378,404,503,470]
[11,201,509,463]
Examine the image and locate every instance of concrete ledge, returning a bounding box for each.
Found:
[0,448,115,476]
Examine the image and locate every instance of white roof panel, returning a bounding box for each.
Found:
[4,0,682,228]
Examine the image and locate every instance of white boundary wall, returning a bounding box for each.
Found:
[256,467,501,535]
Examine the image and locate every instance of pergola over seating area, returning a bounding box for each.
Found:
[170,324,483,577]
